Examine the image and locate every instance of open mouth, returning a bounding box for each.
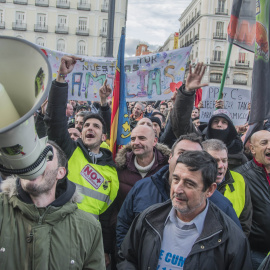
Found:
[266,153,270,157]
[217,172,223,177]
[86,134,95,138]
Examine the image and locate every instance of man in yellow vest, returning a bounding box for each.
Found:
[202,139,252,237]
[45,55,119,266]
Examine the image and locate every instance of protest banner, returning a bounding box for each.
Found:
[40,46,192,101]
[200,86,251,125]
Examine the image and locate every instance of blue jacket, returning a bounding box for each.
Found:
[116,165,242,248]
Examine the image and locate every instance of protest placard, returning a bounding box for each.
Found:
[40,46,191,101]
[200,86,251,125]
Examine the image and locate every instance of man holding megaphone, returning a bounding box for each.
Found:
[44,55,119,266]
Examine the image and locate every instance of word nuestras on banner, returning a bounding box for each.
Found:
[40,46,192,101]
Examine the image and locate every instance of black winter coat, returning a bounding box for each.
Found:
[118,200,252,270]
[235,159,270,253]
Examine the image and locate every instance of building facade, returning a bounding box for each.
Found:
[0,0,128,57]
[160,0,253,89]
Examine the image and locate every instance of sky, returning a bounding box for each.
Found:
[125,0,192,57]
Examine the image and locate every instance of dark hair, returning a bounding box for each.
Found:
[76,111,92,118]
[83,113,107,134]
[152,112,166,122]
[47,140,68,172]
[176,150,217,191]
[171,133,202,156]
[76,104,90,113]
[160,103,168,108]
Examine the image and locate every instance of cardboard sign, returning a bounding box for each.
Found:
[200,86,251,125]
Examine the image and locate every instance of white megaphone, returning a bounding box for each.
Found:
[0,36,52,180]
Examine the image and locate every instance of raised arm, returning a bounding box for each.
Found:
[170,63,208,138]
[44,56,81,159]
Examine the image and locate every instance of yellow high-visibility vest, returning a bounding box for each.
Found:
[68,147,119,218]
[224,171,246,218]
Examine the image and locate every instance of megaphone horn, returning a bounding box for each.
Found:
[0,36,52,180]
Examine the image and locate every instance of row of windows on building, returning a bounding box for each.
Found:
[32,36,106,55]
[0,0,109,12]
[188,45,249,66]
[0,10,108,36]
[210,72,248,85]
[181,0,228,34]
[180,21,228,49]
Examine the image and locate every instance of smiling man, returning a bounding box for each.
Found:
[117,151,252,270]
[44,56,119,265]
[235,130,270,269]
[202,139,252,237]
[115,125,170,207]
[0,141,105,269]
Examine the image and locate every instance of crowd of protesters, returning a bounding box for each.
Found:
[1,56,270,270]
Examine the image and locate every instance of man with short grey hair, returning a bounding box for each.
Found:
[202,139,252,237]
[118,151,252,269]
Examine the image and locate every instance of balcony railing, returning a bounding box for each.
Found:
[100,29,107,37]
[180,12,201,35]
[55,25,69,34]
[34,24,48,32]
[77,1,91,11]
[35,0,49,7]
[13,0,27,4]
[101,4,108,12]
[194,34,199,42]
[76,27,89,36]
[56,0,70,9]
[0,21,5,29]
[12,22,27,30]
[213,32,227,40]
[210,58,225,65]
[235,60,250,67]
[233,79,247,85]
[215,8,228,15]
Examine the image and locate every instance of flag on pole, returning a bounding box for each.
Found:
[249,0,270,123]
[227,0,256,52]
[110,28,130,159]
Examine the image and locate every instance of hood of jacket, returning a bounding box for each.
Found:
[115,142,171,170]
[1,176,82,205]
[205,111,238,145]
[1,176,83,224]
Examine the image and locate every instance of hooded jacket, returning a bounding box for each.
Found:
[115,142,170,207]
[117,200,252,270]
[0,177,105,270]
[170,85,247,169]
[202,110,248,169]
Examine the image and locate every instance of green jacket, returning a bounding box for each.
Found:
[0,177,106,270]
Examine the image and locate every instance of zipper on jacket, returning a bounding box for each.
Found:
[37,206,51,225]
